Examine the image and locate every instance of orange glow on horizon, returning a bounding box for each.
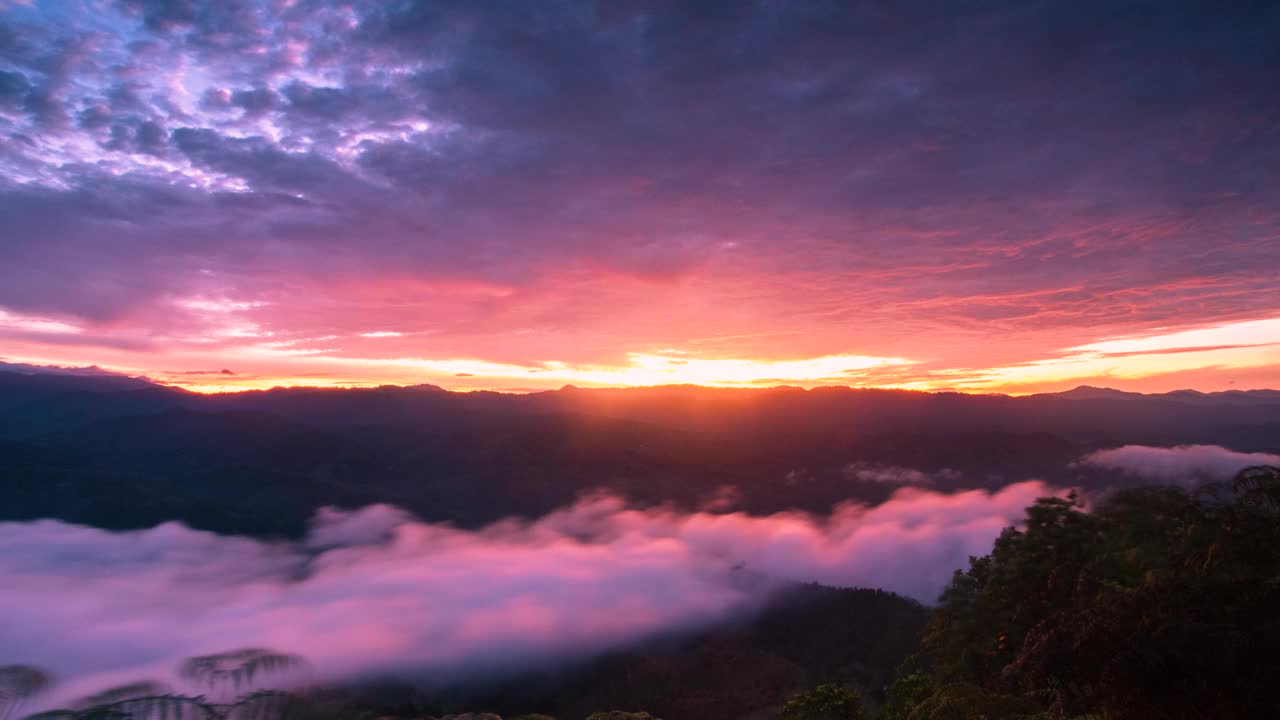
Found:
[3,316,1277,396]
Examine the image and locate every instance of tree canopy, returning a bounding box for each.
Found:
[885,466,1280,719]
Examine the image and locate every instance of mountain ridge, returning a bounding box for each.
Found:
[3,362,1276,402]
[2,367,1278,538]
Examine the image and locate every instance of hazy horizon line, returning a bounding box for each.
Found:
[3,360,1277,399]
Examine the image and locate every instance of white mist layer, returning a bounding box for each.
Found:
[1082,444,1280,485]
[0,482,1052,706]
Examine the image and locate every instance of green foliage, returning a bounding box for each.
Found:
[889,466,1280,719]
[893,682,1041,720]
[779,684,864,720]
[879,667,934,720]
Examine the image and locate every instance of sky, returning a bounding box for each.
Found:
[1,0,1278,394]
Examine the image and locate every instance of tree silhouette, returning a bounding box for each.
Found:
[889,465,1280,719]
[19,649,307,720]
[779,684,865,720]
[1231,464,1280,511]
[178,651,306,701]
[1,666,52,720]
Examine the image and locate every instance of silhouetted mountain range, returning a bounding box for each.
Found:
[2,365,1278,536]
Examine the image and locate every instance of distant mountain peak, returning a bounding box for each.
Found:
[0,360,143,379]
[404,383,447,393]
[1054,385,1138,399]
[1047,385,1280,403]
[0,361,159,391]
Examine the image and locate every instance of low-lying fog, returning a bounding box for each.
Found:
[3,443,1273,708]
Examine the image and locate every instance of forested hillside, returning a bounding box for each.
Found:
[882,465,1280,719]
[4,370,1278,538]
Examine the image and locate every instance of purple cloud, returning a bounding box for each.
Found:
[0,0,1276,385]
[0,483,1052,707]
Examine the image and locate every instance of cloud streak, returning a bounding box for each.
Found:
[0,483,1052,706]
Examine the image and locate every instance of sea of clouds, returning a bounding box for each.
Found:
[1,482,1050,706]
[4,443,1275,708]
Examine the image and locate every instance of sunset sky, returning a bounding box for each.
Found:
[1,0,1278,393]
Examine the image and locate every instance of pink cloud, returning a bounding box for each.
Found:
[0,483,1054,708]
[1082,444,1280,486]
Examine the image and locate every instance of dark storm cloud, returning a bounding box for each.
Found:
[351,0,1278,208]
[0,0,1277,361]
